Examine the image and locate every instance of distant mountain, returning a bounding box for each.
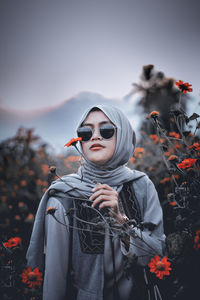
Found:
[0,91,141,152]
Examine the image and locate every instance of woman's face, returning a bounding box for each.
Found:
[80,110,116,165]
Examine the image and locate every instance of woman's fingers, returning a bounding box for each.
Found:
[89,189,115,201]
[98,200,118,211]
[91,194,116,208]
[90,183,119,214]
[92,183,113,192]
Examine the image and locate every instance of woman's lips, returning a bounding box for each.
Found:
[90,144,104,151]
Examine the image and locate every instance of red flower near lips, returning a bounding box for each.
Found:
[64,137,82,147]
[3,237,22,248]
[21,266,43,288]
[148,255,171,279]
[175,80,193,93]
[177,158,197,169]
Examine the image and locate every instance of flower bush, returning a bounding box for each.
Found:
[0,128,79,299]
[128,78,200,299]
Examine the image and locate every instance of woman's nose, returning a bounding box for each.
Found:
[91,127,102,140]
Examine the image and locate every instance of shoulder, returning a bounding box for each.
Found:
[46,176,75,212]
[47,172,78,195]
[130,171,157,211]
[131,170,153,188]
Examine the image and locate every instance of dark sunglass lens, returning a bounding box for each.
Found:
[77,127,92,141]
[100,124,115,139]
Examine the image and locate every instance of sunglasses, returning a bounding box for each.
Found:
[77,123,116,142]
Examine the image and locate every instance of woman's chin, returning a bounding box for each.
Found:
[89,155,109,166]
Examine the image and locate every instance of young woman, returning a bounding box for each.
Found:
[26,105,165,300]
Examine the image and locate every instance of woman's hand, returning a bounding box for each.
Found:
[89,183,125,223]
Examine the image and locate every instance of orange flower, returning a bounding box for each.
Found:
[28,170,35,176]
[46,206,57,215]
[169,132,180,139]
[129,157,135,164]
[36,179,43,185]
[175,80,193,93]
[21,266,43,288]
[3,237,22,248]
[150,111,160,119]
[194,229,200,250]
[26,213,35,222]
[134,147,145,158]
[160,177,171,184]
[177,158,197,169]
[20,180,27,187]
[150,134,159,144]
[148,255,171,279]
[168,155,178,162]
[174,142,182,149]
[164,152,170,157]
[169,201,177,206]
[189,143,200,151]
[14,215,21,221]
[41,164,49,175]
[64,137,82,147]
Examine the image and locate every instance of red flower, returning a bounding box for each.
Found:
[175,80,193,93]
[21,266,43,288]
[169,201,177,206]
[194,230,200,250]
[134,147,145,158]
[150,134,159,144]
[148,255,171,279]
[168,155,178,162]
[160,177,171,184]
[3,237,22,248]
[150,111,160,119]
[64,137,82,147]
[177,158,197,169]
[189,143,200,151]
[169,132,180,139]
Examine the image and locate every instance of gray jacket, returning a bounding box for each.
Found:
[37,174,165,300]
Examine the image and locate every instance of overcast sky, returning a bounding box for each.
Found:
[0,0,199,111]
